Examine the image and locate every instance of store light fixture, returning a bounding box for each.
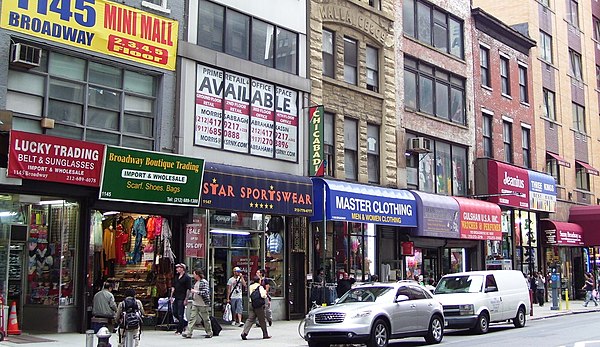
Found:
[0,211,17,217]
[103,211,120,216]
[38,199,66,205]
[210,229,251,236]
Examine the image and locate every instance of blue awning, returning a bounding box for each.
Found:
[311,178,417,227]
[410,191,460,238]
[201,163,313,216]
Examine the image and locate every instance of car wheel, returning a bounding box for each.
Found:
[308,342,329,347]
[424,315,444,344]
[472,312,489,334]
[367,319,389,347]
[513,306,526,328]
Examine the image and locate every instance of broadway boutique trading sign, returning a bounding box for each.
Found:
[99,146,204,207]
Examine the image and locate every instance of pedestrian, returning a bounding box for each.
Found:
[92,282,117,333]
[256,269,272,326]
[227,266,246,327]
[336,272,355,298]
[370,274,379,282]
[171,263,192,334]
[529,272,538,304]
[115,288,145,347]
[583,272,598,307]
[241,276,270,340]
[535,272,545,306]
[183,269,213,339]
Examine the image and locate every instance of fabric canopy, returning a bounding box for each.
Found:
[569,206,600,245]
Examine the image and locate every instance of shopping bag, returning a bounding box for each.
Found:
[223,303,232,322]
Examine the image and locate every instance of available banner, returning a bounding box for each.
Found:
[185,222,205,258]
[308,105,325,176]
[1,0,178,70]
[99,146,204,206]
[7,130,104,187]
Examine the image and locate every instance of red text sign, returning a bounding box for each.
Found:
[185,222,205,258]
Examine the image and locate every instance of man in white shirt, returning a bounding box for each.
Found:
[227,267,246,327]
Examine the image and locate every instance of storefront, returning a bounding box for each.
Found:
[569,205,600,298]
[0,131,203,333]
[475,159,557,274]
[310,178,417,296]
[195,162,313,321]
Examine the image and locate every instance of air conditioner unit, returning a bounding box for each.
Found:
[407,137,431,153]
[10,43,42,68]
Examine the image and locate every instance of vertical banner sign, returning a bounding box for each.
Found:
[99,146,204,207]
[275,87,298,161]
[0,0,178,70]
[250,80,275,157]
[195,64,223,148]
[185,222,205,258]
[7,130,104,187]
[308,106,325,176]
[223,73,250,152]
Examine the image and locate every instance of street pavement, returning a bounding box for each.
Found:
[1,300,599,346]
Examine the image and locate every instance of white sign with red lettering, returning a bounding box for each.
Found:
[275,86,298,161]
[223,73,250,153]
[195,65,223,148]
[250,80,275,157]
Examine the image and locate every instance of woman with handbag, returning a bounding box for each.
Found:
[240,276,270,340]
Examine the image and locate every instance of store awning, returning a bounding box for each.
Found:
[200,162,313,216]
[311,178,417,227]
[547,152,571,168]
[454,197,502,241]
[569,205,600,245]
[540,220,584,246]
[575,160,599,176]
[410,191,460,238]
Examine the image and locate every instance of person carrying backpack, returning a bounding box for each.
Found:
[240,276,270,340]
[115,288,145,347]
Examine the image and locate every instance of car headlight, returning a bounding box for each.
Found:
[350,310,372,319]
[459,304,474,315]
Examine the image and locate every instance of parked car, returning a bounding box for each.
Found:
[434,270,530,334]
[302,281,444,347]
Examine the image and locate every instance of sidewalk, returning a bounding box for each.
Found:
[1,300,599,346]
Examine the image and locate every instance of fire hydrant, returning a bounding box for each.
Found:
[96,326,112,347]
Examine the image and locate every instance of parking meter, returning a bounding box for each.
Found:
[550,269,560,310]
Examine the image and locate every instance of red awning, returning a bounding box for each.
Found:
[575,160,599,176]
[453,197,502,241]
[570,206,600,245]
[540,220,584,246]
[547,152,571,168]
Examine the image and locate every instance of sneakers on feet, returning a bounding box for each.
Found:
[239,322,244,327]
[182,333,191,338]
[205,335,212,338]
[263,336,271,339]
[231,321,237,326]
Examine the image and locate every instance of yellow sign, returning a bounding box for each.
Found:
[1,0,178,70]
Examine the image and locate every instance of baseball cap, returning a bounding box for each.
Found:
[233,267,241,272]
[175,263,186,270]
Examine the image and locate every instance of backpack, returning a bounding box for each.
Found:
[123,297,141,330]
[250,286,265,309]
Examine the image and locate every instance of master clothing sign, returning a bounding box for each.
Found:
[99,146,204,206]
[1,0,178,70]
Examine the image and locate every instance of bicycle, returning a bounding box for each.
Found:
[297,301,322,338]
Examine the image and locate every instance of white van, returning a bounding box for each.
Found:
[433,270,530,334]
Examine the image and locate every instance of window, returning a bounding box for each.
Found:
[567,0,579,28]
[404,56,466,124]
[436,142,452,194]
[225,10,250,59]
[344,37,358,85]
[410,137,467,195]
[500,57,510,96]
[594,16,600,41]
[540,0,549,7]
[596,65,600,89]
[522,126,531,168]
[197,0,224,51]
[576,163,590,191]
[519,65,528,103]
[366,45,379,92]
[7,51,157,149]
[480,46,490,87]
[367,124,380,184]
[483,114,492,157]
[539,31,553,64]
[141,0,169,13]
[403,0,464,59]
[324,112,335,176]
[546,154,561,185]
[323,29,335,78]
[503,121,513,163]
[251,19,274,67]
[275,27,298,74]
[572,102,586,133]
[543,89,556,120]
[344,118,358,180]
[569,50,583,81]
[369,0,381,10]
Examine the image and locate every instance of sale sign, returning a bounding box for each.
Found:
[195,64,223,149]
[8,130,104,187]
[275,86,298,161]
[1,0,178,70]
[223,72,250,153]
[185,222,205,258]
[250,79,275,158]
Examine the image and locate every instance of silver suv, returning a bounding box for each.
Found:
[302,282,444,347]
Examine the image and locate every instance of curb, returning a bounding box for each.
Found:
[530,307,600,321]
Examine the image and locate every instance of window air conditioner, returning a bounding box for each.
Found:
[407,137,432,153]
[10,43,42,68]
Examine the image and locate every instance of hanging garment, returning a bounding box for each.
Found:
[154,216,163,237]
[103,227,116,261]
[92,211,103,251]
[267,232,283,254]
[146,216,156,240]
[131,216,147,263]
[161,218,175,263]
[121,216,135,252]
[115,224,129,266]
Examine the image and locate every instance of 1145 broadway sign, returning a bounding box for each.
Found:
[100,146,204,206]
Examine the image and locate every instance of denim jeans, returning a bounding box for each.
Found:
[173,298,187,332]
